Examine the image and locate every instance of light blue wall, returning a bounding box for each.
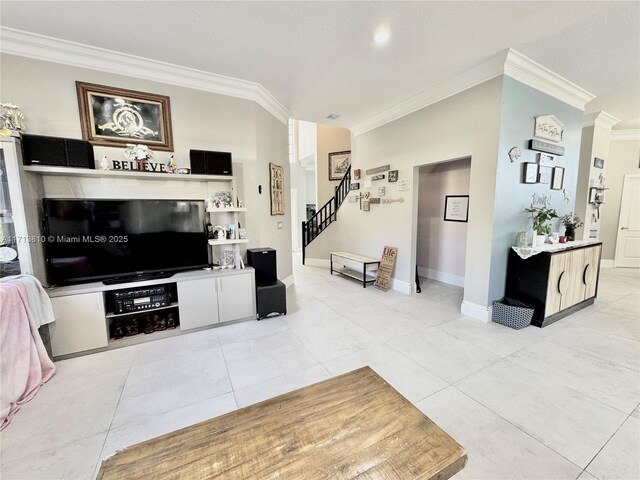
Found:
[488,77,584,302]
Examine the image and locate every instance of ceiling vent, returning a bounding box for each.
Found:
[326,113,341,120]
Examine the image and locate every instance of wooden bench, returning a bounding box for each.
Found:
[97,367,467,480]
[330,251,380,288]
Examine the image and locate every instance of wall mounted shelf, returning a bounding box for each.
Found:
[207,239,249,246]
[23,165,236,182]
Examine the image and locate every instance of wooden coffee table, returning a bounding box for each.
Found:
[97,367,466,479]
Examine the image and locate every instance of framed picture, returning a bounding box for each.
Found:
[76,82,173,151]
[350,183,360,190]
[538,166,552,184]
[353,168,361,180]
[537,152,555,166]
[593,157,605,169]
[362,200,370,212]
[444,195,469,222]
[551,167,565,190]
[523,163,538,183]
[388,170,398,182]
[269,163,285,215]
[328,150,351,181]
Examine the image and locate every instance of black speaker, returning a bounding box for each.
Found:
[22,134,95,169]
[189,150,232,176]
[256,280,286,319]
[247,248,277,286]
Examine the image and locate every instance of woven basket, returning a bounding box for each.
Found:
[492,300,534,330]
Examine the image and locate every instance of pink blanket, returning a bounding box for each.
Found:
[0,282,55,430]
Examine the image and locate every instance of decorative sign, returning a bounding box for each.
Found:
[375,246,398,291]
[508,147,521,163]
[523,163,538,184]
[538,166,552,184]
[388,170,398,182]
[534,115,564,143]
[381,198,405,204]
[269,163,285,215]
[531,192,551,208]
[369,198,380,204]
[366,165,390,175]
[551,167,565,190]
[398,179,409,191]
[363,191,371,199]
[371,174,385,181]
[529,139,565,156]
[350,183,360,190]
[111,160,168,172]
[443,195,469,222]
[362,200,370,212]
[593,157,605,169]
[377,186,385,196]
[537,153,555,166]
[353,168,361,180]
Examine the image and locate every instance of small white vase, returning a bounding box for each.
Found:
[533,234,546,247]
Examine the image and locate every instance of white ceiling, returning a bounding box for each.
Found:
[1,1,639,130]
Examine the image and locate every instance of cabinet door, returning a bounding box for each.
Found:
[545,252,569,317]
[177,278,219,330]
[218,272,255,322]
[582,245,601,300]
[50,292,107,357]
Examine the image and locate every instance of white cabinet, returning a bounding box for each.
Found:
[177,278,220,330]
[218,272,254,322]
[50,292,108,356]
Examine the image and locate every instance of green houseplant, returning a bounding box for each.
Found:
[525,206,558,246]
[561,213,583,241]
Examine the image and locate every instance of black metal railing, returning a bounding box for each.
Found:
[302,165,351,265]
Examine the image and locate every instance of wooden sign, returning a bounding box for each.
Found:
[375,246,398,291]
[529,139,565,156]
[371,174,386,181]
[534,115,564,143]
[366,165,390,175]
[369,197,380,204]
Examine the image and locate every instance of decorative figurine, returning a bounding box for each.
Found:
[165,154,176,173]
[100,154,110,170]
[0,103,25,132]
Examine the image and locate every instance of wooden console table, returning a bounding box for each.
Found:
[97,367,467,479]
[330,251,380,288]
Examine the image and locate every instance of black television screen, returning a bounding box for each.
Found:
[42,199,209,285]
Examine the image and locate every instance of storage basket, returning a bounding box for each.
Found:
[492,298,534,330]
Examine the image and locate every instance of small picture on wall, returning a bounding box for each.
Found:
[537,152,555,166]
[551,167,565,190]
[377,186,385,196]
[328,151,351,181]
[388,170,398,182]
[593,157,605,169]
[523,162,539,184]
[444,195,469,222]
[350,182,360,190]
[538,166,552,184]
[362,200,370,212]
[353,168,361,180]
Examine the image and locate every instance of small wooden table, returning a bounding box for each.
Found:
[330,251,380,288]
[97,367,467,480]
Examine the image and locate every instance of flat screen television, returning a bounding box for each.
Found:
[42,199,209,286]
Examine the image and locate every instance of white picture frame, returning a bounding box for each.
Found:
[443,195,469,222]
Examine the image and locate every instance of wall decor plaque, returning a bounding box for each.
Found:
[377,186,385,196]
[443,195,469,222]
[328,150,351,181]
[350,183,360,190]
[529,139,565,156]
[551,167,565,190]
[353,168,361,180]
[76,81,173,151]
[375,246,398,291]
[371,174,385,181]
[531,192,551,208]
[366,165,390,175]
[388,170,398,182]
[537,152,555,166]
[593,157,605,169]
[398,179,410,191]
[269,163,285,215]
[369,198,380,204]
[534,115,564,143]
[523,162,538,184]
[362,200,370,212]
[538,166,552,185]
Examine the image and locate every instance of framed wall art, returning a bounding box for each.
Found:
[388,170,398,182]
[551,167,565,190]
[269,163,285,215]
[328,150,351,181]
[444,195,469,222]
[76,82,174,151]
[593,157,605,169]
[523,163,539,184]
[538,166,552,184]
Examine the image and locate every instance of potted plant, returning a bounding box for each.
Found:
[561,213,583,241]
[525,206,558,246]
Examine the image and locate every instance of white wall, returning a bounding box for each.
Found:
[316,123,351,206]
[1,53,293,280]
[601,137,640,260]
[416,158,471,286]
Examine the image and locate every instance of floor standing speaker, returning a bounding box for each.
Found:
[246,248,277,286]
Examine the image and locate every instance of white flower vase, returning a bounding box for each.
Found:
[533,234,546,247]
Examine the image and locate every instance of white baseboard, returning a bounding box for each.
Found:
[390,278,412,295]
[417,266,465,288]
[282,274,295,288]
[461,301,491,322]
[600,259,614,269]
[305,258,331,268]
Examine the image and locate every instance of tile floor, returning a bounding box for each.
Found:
[1,262,638,480]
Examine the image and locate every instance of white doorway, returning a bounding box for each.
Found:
[614,174,640,268]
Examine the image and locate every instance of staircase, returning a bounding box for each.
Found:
[302,165,351,265]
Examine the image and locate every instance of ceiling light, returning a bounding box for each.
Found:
[326,113,341,120]
[373,31,390,45]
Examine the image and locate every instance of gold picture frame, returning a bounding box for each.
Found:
[270,163,285,215]
[76,81,174,151]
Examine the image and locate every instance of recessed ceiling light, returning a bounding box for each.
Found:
[326,113,341,120]
[373,30,390,45]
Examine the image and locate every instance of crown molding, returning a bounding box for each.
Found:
[503,49,595,111]
[0,27,290,125]
[610,129,640,142]
[582,111,620,130]
[352,48,596,137]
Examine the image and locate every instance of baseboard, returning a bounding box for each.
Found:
[390,278,412,295]
[417,266,465,288]
[282,274,295,288]
[305,258,331,268]
[600,259,614,269]
[461,301,491,322]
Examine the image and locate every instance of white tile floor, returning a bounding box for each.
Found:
[1,262,638,480]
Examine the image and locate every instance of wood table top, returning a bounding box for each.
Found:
[97,366,467,480]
